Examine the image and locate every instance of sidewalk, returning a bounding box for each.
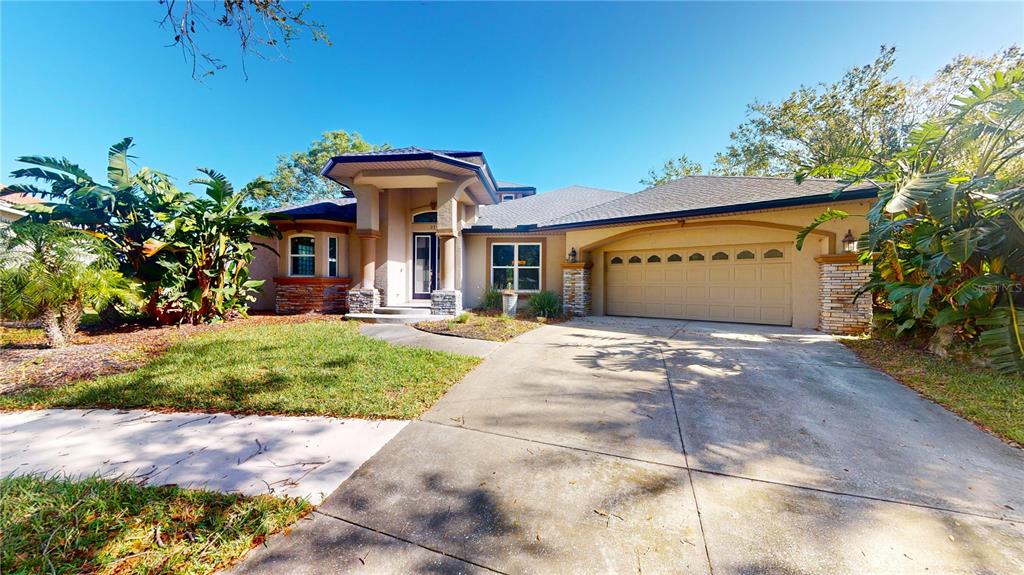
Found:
[0,408,406,504]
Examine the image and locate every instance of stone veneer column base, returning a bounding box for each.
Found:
[816,254,872,335]
[347,288,380,314]
[562,262,592,316]
[431,290,462,316]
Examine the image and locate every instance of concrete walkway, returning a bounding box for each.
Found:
[0,409,405,504]
[359,323,502,357]
[234,317,1024,574]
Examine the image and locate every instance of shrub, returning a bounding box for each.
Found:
[480,287,502,311]
[528,290,561,318]
[455,312,471,324]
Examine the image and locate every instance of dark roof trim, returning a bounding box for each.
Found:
[319,149,499,203]
[465,187,877,234]
[496,185,537,193]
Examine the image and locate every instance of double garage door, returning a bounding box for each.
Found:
[606,243,792,325]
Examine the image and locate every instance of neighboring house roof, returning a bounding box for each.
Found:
[0,198,28,223]
[266,198,356,222]
[0,192,44,205]
[471,185,627,231]
[537,176,876,229]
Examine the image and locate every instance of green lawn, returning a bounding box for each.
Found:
[843,337,1024,445]
[0,474,308,575]
[0,320,480,419]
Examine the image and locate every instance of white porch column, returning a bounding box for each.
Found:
[347,184,381,313]
[440,234,456,291]
[432,180,465,315]
[359,233,378,290]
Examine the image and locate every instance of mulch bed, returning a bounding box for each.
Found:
[414,311,565,342]
[0,314,339,395]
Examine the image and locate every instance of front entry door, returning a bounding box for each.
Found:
[412,233,438,299]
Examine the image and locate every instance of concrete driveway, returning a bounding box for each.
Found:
[234,317,1024,574]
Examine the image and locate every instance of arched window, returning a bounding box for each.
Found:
[289,235,316,276]
[764,248,784,259]
[737,250,755,260]
[688,252,705,262]
[647,255,661,263]
[610,256,624,264]
[628,255,642,264]
[712,251,729,261]
[667,253,682,262]
[412,211,437,223]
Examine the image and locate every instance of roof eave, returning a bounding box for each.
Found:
[320,150,500,204]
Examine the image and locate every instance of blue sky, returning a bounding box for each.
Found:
[2,2,1021,195]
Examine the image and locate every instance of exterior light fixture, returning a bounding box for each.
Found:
[842,230,858,253]
[569,247,578,263]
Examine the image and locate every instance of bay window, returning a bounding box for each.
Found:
[289,236,316,276]
[491,243,541,292]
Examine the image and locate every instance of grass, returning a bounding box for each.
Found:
[0,474,309,575]
[415,311,547,342]
[0,320,480,419]
[843,337,1024,446]
[1,326,42,347]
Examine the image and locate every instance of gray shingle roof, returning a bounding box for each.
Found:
[333,146,482,159]
[472,185,626,230]
[539,176,873,227]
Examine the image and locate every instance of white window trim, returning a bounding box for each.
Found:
[501,193,516,201]
[327,235,339,278]
[288,234,316,277]
[491,242,542,293]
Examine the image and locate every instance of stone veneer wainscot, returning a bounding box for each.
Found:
[816,253,872,335]
[274,277,351,314]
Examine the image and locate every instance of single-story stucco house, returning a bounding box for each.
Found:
[249,146,875,334]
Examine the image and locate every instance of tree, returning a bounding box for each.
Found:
[158,0,331,79]
[257,130,387,208]
[798,69,1024,373]
[713,46,911,177]
[6,138,190,281]
[640,155,704,187]
[709,46,1023,178]
[7,139,280,325]
[145,169,278,323]
[0,223,138,348]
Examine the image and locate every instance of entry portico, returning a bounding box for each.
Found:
[318,147,504,316]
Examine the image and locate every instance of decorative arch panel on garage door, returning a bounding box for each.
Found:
[605,242,792,325]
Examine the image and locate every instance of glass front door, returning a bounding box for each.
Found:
[412,233,437,299]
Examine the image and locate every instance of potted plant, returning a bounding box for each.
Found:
[501,281,518,317]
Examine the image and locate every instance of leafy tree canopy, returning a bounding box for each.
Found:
[644,46,1023,183]
[640,155,704,187]
[255,130,387,208]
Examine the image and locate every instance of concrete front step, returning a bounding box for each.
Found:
[374,306,432,316]
[346,312,453,325]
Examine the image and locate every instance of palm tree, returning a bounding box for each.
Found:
[0,223,138,348]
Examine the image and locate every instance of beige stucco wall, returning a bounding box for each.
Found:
[462,233,566,309]
[249,236,280,311]
[562,199,871,328]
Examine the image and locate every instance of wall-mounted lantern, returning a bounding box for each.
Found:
[842,230,858,253]
[568,247,578,263]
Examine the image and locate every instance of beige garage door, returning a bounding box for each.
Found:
[606,243,792,325]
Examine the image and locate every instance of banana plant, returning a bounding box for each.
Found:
[143,168,278,323]
[797,69,1024,373]
[6,138,189,281]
